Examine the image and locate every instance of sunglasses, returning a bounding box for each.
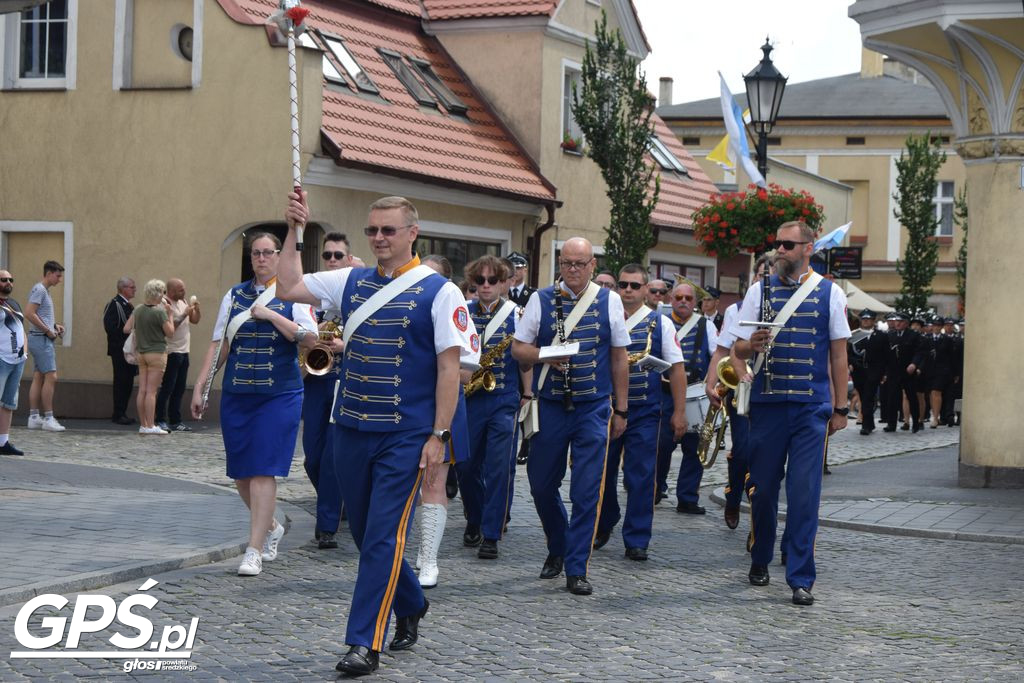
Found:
[648,288,667,295]
[617,281,643,290]
[473,275,500,286]
[673,294,695,302]
[322,251,347,261]
[467,286,477,294]
[0,278,12,283]
[559,260,592,271]
[776,239,810,251]
[363,225,412,237]
[251,249,280,259]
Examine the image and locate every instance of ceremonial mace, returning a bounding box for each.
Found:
[269,0,311,251]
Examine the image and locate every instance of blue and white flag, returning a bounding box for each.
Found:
[719,72,766,188]
[814,222,852,252]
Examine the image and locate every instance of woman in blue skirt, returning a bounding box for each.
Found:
[191,232,317,576]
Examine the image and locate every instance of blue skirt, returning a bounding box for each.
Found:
[221,389,303,480]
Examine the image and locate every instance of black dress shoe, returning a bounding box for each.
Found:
[318,532,338,550]
[883,425,896,432]
[336,646,379,675]
[463,524,482,547]
[314,528,322,542]
[748,563,770,586]
[792,587,814,606]
[912,423,924,433]
[539,554,563,579]
[724,505,740,529]
[592,529,611,550]
[0,442,24,456]
[389,598,428,651]
[676,502,706,515]
[860,427,872,435]
[624,547,648,561]
[900,422,910,431]
[112,415,135,425]
[654,489,666,504]
[823,464,832,475]
[478,539,498,559]
[566,575,593,595]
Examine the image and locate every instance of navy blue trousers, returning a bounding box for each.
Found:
[302,375,342,534]
[457,392,518,540]
[528,397,611,577]
[746,401,831,590]
[335,426,426,650]
[655,394,674,494]
[675,432,704,505]
[598,402,660,550]
[724,396,751,508]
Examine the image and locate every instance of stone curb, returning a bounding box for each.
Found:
[708,487,1024,546]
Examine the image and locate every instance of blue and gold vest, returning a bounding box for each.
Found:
[625,309,665,407]
[467,299,518,398]
[223,280,303,394]
[333,264,448,431]
[673,313,711,384]
[752,274,833,404]
[533,285,612,402]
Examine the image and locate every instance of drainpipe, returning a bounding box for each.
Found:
[527,203,557,289]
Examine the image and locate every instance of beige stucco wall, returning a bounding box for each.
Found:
[131,0,193,87]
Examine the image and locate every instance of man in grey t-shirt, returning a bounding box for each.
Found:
[25,260,65,432]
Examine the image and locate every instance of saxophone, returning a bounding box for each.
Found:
[464,334,514,397]
[627,315,658,365]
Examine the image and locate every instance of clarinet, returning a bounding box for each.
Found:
[761,272,775,394]
[554,286,575,413]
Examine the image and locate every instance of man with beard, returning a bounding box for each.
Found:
[0,270,27,455]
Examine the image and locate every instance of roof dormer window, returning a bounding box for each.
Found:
[319,31,379,95]
[378,48,436,108]
[408,57,468,116]
[649,137,690,176]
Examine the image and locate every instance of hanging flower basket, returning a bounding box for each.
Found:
[692,183,825,259]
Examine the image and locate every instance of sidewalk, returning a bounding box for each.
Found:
[0,458,304,607]
[710,445,1024,544]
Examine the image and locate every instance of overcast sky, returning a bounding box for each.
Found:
[633,0,864,106]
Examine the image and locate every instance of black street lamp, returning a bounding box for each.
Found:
[744,38,788,180]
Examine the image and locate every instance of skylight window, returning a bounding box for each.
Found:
[408,57,468,116]
[378,48,436,108]
[319,32,379,95]
[649,137,690,175]
[322,54,346,87]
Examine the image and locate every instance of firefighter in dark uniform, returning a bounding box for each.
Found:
[882,312,924,432]
[849,309,888,435]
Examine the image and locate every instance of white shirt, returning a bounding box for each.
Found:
[302,267,479,361]
[165,299,191,354]
[733,280,851,342]
[0,300,26,365]
[212,285,317,341]
[515,285,631,347]
[657,314,684,364]
[716,302,741,350]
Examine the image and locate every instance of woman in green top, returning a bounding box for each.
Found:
[124,280,175,434]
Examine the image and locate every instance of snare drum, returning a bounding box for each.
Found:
[684,383,710,432]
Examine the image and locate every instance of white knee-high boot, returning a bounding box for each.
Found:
[417,503,446,588]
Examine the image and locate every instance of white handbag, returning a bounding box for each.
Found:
[123,331,138,365]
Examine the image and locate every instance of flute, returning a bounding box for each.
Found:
[761,272,775,393]
[554,286,575,413]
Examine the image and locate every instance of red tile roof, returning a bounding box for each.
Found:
[216,0,556,204]
[648,114,716,230]
[422,1,558,20]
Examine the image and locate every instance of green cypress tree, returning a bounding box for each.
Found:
[571,11,659,275]
[893,134,945,315]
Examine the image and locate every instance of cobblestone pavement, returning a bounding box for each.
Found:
[3,420,1022,680]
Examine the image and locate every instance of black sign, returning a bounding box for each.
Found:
[829,247,862,279]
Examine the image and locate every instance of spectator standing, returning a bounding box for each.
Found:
[25,261,65,432]
[0,270,28,455]
[155,278,200,432]
[104,277,137,424]
[127,280,175,435]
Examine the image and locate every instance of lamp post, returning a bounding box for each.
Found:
[744,38,788,179]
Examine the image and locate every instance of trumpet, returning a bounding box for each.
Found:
[299,321,341,375]
[464,334,514,397]
[696,356,749,469]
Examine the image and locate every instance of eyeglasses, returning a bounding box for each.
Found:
[322,251,347,261]
[514,264,527,269]
[617,281,643,290]
[776,240,810,251]
[673,294,695,302]
[0,278,12,283]
[473,275,500,286]
[251,249,280,259]
[363,225,412,237]
[648,288,667,295]
[559,259,592,271]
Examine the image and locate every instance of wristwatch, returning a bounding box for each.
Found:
[294,327,308,343]
[431,428,452,443]
[613,408,629,419]
[833,406,849,416]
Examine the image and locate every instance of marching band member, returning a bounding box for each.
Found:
[731,221,851,606]
[279,194,478,676]
[190,232,318,577]
[594,264,686,560]
[656,280,718,514]
[511,237,630,596]
[457,255,531,560]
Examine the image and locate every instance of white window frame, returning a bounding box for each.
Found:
[560,58,584,147]
[933,180,955,237]
[113,0,204,89]
[0,221,75,346]
[649,136,689,175]
[1,0,78,90]
[418,221,511,256]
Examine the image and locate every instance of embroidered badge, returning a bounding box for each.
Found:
[454,307,469,332]
[470,333,480,352]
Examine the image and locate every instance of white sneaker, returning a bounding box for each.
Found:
[261,521,285,561]
[237,547,262,576]
[26,415,43,430]
[41,417,66,432]
[138,426,169,435]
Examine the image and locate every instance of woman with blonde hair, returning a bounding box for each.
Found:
[124,279,174,435]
